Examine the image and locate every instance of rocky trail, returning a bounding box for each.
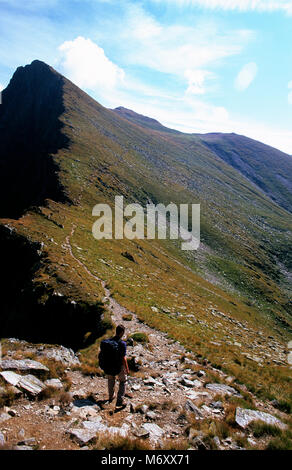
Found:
[0,228,289,451]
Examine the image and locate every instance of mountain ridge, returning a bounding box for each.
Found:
[0,60,291,416]
[112,105,292,214]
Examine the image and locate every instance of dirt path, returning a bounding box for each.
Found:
[65,225,187,362]
[1,226,287,451]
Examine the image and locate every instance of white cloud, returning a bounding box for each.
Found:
[55,34,292,153]
[0,83,4,92]
[119,5,254,79]
[152,0,292,15]
[56,6,255,117]
[128,10,162,39]
[184,69,214,95]
[234,62,258,91]
[58,36,125,91]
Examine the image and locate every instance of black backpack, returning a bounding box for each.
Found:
[98,338,124,375]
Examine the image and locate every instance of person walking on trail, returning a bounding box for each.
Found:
[99,324,130,408]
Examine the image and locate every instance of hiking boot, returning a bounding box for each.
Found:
[106,395,115,404]
[116,400,127,409]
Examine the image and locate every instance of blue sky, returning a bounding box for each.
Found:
[0,0,292,153]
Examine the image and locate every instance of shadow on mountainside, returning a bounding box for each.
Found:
[0,225,108,350]
[0,60,70,219]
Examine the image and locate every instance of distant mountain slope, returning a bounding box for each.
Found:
[113,107,292,215]
[199,133,292,214]
[113,106,179,133]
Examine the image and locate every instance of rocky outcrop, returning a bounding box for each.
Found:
[38,346,80,366]
[205,383,242,397]
[0,226,106,349]
[235,407,287,430]
[0,371,46,396]
[0,359,49,373]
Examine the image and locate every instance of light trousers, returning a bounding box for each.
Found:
[107,366,127,403]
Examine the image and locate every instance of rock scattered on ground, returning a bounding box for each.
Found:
[205,383,242,397]
[0,275,290,450]
[235,407,287,430]
[0,359,49,373]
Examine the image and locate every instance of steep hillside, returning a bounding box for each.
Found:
[113,106,179,134]
[0,60,70,219]
[114,107,292,215]
[0,61,291,412]
[199,133,292,214]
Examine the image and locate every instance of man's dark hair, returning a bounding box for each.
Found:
[116,324,125,336]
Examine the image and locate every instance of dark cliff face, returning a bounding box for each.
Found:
[0,60,70,219]
[0,225,107,350]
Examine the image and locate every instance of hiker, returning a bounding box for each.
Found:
[99,324,130,408]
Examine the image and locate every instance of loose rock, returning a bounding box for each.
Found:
[0,371,22,387]
[184,400,204,418]
[13,445,34,450]
[235,407,287,430]
[142,423,164,440]
[205,383,242,397]
[68,428,97,446]
[44,379,63,389]
[0,359,49,372]
[18,375,46,396]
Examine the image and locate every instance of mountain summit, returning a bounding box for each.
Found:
[0,60,70,218]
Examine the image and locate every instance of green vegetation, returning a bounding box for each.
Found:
[129,332,149,344]
[273,399,292,414]
[0,61,291,415]
[266,435,292,450]
[249,421,283,438]
[122,313,133,321]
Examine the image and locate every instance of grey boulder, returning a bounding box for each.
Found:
[184,400,204,418]
[39,346,80,366]
[0,371,22,387]
[142,423,164,440]
[235,407,287,430]
[206,383,242,397]
[0,359,49,372]
[68,428,97,446]
[44,379,63,389]
[18,375,46,396]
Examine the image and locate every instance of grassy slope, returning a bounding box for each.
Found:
[0,63,291,406]
[113,107,292,214]
[199,132,292,214]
